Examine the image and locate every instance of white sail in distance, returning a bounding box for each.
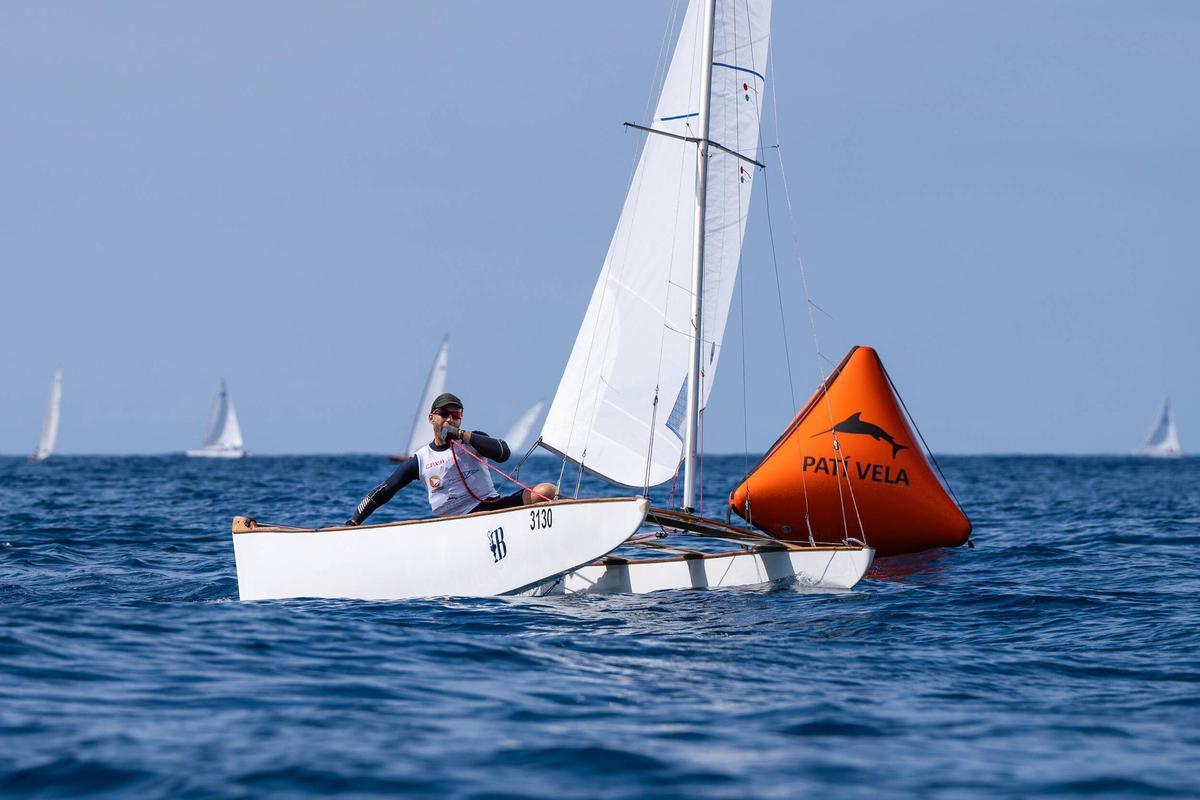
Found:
[541,0,771,487]
[504,401,545,454]
[405,337,449,457]
[1135,398,1182,457]
[32,368,63,461]
[189,379,246,457]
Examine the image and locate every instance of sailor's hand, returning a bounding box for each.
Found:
[442,425,463,442]
[345,519,359,527]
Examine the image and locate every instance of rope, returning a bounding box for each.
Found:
[766,55,868,547]
[881,363,965,510]
[450,442,555,504]
[510,436,542,480]
[643,387,660,498]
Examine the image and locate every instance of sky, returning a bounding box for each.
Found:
[2,1,1197,455]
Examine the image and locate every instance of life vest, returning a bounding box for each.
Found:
[414,442,499,517]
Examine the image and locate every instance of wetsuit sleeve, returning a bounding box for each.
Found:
[468,431,510,463]
[349,457,419,525]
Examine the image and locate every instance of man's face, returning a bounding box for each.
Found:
[429,405,464,440]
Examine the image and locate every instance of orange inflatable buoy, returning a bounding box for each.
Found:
[729,346,970,557]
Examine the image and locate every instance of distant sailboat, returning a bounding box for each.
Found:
[30,368,63,462]
[503,401,545,454]
[1135,399,1181,458]
[390,336,449,462]
[188,379,247,458]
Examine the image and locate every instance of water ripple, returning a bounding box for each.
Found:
[0,455,1197,798]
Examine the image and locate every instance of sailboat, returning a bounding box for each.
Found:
[231,0,968,600]
[389,336,449,462]
[1134,399,1182,457]
[503,401,545,455]
[188,379,247,458]
[29,368,63,462]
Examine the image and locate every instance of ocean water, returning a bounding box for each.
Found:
[1,454,1197,799]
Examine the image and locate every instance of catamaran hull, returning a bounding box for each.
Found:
[526,545,874,595]
[232,497,649,601]
[187,449,247,458]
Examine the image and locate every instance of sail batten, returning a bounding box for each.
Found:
[541,0,771,488]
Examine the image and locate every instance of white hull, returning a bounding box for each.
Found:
[528,545,873,595]
[233,497,649,601]
[187,448,247,459]
[1133,447,1182,459]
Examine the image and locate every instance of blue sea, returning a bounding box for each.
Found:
[1,455,1197,798]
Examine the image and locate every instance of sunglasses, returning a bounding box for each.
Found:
[433,407,463,420]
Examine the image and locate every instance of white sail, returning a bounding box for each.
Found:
[541,0,771,487]
[190,379,246,457]
[1135,399,1182,457]
[215,391,245,450]
[32,368,63,461]
[503,401,545,454]
[404,337,449,457]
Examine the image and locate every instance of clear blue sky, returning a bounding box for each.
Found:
[3,1,1197,455]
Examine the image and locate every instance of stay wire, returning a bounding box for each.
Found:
[766,54,867,545]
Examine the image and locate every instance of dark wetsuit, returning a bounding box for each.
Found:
[349,432,517,525]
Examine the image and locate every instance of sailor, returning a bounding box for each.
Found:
[345,392,557,525]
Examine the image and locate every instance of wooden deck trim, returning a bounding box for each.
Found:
[232,496,642,535]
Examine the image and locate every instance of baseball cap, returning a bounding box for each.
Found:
[430,392,463,413]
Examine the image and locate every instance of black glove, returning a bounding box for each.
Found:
[345,519,358,527]
[442,425,463,442]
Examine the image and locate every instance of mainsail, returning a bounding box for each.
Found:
[541,0,771,487]
[1136,399,1182,457]
[201,380,245,451]
[32,368,63,461]
[405,337,449,457]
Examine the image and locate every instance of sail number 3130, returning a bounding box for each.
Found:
[530,507,553,531]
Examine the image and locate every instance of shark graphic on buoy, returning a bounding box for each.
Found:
[813,412,908,459]
[730,346,971,557]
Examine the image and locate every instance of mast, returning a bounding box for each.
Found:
[682,0,718,512]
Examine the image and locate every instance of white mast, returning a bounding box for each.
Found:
[682,0,718,512]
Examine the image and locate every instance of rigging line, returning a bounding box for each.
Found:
[881,363,965,511]
[739,12,820,541]
[758,148,797,413]
[767,55,867,545]
[807,298,836,321]
[738,230,750,475]
[561,0,682,468]
[729,0,751,478]
[511,435,542,480]
[699,371,706,516]
[643,387,660,498]
[643,0,685,128]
